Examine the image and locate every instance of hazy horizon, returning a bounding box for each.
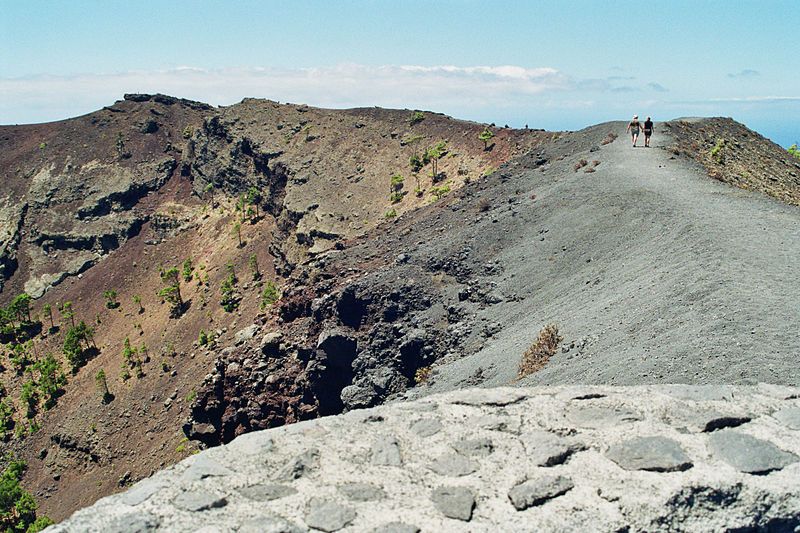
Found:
[2,1,798,147]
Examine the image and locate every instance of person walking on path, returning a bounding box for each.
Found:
[626,115,641,147]
[643,116,654,147]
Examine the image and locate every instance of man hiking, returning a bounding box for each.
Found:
[643,116,654,147]
[626,115,641,147]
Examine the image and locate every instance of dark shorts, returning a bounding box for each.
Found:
[644,129,652,136]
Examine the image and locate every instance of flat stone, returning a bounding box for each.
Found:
[508,475,575,511]
[275,448,319,480]
[663,385,735,401]
[182,454,234,481]
[606,437,693,472]
[430,486,475,521]
[410,418,442,437]
[452,438,494,457]
[371,436,403,466]
[304,498,356,532]
[238,515,306,533]
[172,491,228,512]
[449,389,526,406]
[666,407,752,433]
[521,430,584,467]
[708,431,799,474]
[772,407,800,430]
[372,523,420,533]
[428,454,476,477]
[121,479,169,506]
[568,407,642,428]
[338,482,386,501]
[106,512,161,533]
[236,483,297,501]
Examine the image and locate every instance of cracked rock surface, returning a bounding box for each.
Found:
[48,385,800,532]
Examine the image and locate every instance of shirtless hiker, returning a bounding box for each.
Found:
[626,115,641,147]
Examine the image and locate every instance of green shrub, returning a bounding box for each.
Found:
[407,111,424,126]
[260,281,279,310]
[710,139,726,163]
[390,192,404,203]
[103,289,119,309]
[788,144,799,159]
[430,185,451,199]
[182,258,194,282]
[401,135,423,146]
[384,208,397,219]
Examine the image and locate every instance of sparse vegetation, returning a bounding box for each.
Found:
[600,132,618,145]
[430,185,451,199]
[103,289,119,309]
[478,127,495,150]
[407,111,424,126]
[517,324,562,379]
[710,139,726,163]
[787,144,799,159]
[260,281,280,310]
[158,267,184,318]
[249,254,260,280]
[384,208,397,219]
[573,158,588,172]
[95,370,112,403]
[0,460,53,532]
[414,366,432,384]
[182,258,194,282]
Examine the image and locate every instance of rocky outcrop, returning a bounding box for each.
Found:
[48,384,800,532]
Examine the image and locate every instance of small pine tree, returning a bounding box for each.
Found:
[158,267,183,317]
[95,370,112,403]
[249,254,260,280]
[478,127,495,150]
[232,221,242,247]
[133,295,143,314]
[182,258,194,282]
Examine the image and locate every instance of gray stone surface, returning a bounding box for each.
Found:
[303,498,356,532]
[428,453,476,477]
[606,436,693,472]
[371,523,419,533]
[772,406,800,429]
[338,482,386,502]
[236,483,297,502]
[508,475,575,510]
[708,430,799,474]
[46,385,800,532]
[172,491,227,512]
[430,486,475,521]
[452,437,494,457]
[409,418,442,437]
[370,436,402,466]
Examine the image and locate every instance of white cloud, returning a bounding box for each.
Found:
[0,63,574,124]
[708,95,800,102]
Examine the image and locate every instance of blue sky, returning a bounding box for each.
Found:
[2,1,798,147]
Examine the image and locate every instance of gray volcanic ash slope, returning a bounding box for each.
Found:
[223,119,800,426]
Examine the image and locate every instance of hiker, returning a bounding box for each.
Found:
[626,115,641,147]
[643,116,654,147]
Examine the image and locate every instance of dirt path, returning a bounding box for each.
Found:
[414,121,800,392]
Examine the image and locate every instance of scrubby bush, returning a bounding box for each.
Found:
[407,111,424,126]
[788,144,799,159]
[710,139,726,163]
[518,324,562,378]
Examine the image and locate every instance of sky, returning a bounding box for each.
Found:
[1,1,799,147]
